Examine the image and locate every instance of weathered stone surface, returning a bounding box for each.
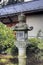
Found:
[12,13,33,58]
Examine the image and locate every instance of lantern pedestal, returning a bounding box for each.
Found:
[15,41,27,65]
[18,57,26,65]
[18,48,26,57]
[18,48,26,65]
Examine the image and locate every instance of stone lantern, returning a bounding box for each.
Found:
[12,13,33,57]
[12,13,33,65]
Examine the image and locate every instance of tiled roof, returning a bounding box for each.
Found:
[0,0,43,17]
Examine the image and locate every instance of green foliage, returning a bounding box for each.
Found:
[5,48,12,54]
[38,39,43,49]
[26,38,43,60]
[27,38,43,56]
[29,38,39,47]
[0,22,15,53]
[28,38,43,50]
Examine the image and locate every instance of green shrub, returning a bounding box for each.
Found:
[26,38,43,60]
[26,38,43,54]
[28,38,43,49]
[0,22,15,53]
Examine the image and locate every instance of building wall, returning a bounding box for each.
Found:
[26,14,43,38]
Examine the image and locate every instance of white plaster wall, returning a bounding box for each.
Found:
[26,14,43,37]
